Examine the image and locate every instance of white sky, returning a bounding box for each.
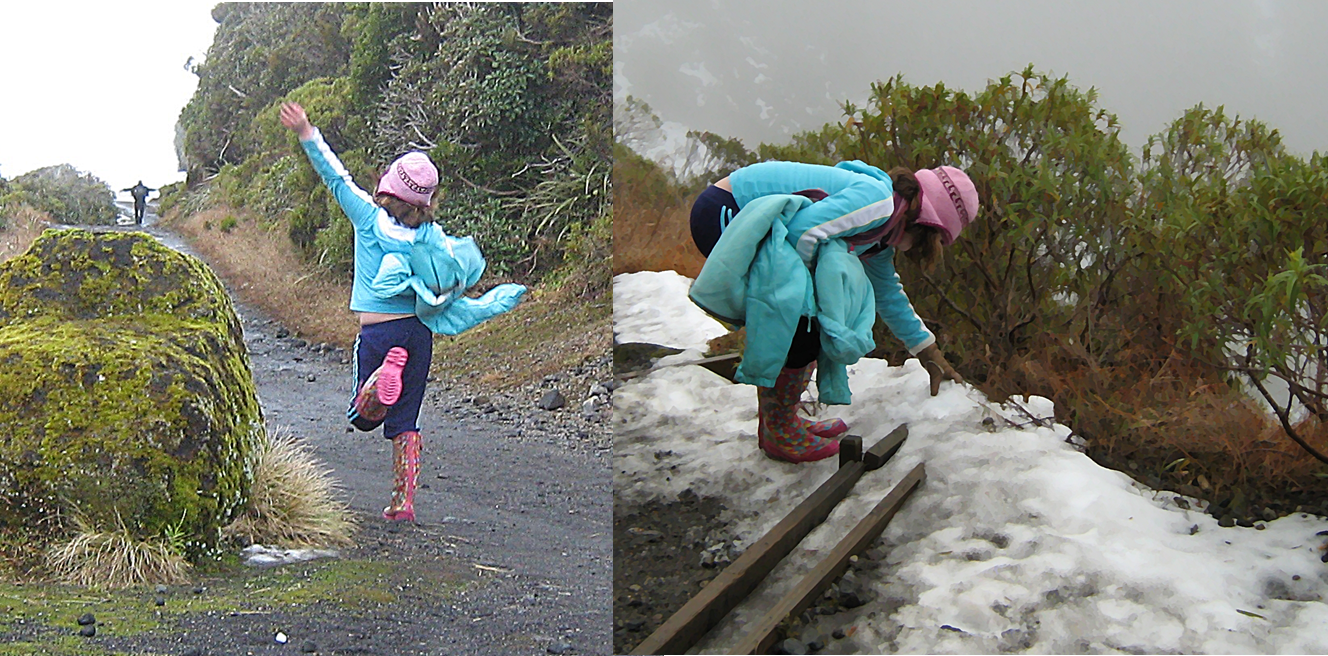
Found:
[613,271,1328,654]
[615,0,1328,158]
[0,2,218,199]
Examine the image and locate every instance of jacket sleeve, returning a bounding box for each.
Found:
[860,249,935,354]
[784,162,894,262]
[298,128,380,231]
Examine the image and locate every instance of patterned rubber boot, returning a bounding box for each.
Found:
[786,363,849,437]
[383,430,421,522]
[757,366,840,463]
[354,347,409,423]
[801,417,850,438]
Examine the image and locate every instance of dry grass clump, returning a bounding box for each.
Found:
[163,206,358,347]
[224,427,356,549]
[612,179,704,278]
[0,205,52,263]
[45,516,190,589]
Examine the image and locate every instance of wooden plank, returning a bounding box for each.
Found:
[617,353,742,380]
[838,435,862,468]
[729,462,927,655]
[862,424,908,471]
[630,460,867,654]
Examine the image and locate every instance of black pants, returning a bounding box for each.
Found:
[690,185,820,369]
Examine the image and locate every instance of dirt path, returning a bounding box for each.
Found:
[17,213,614,655]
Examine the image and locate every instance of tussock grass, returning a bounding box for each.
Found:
[45,516,190,589]
[612,181,704,278]
[162,206,359,347]
[224,427,356,549]
[0,206,52,263]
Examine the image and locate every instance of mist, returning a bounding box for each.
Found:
[614,0,1328,156]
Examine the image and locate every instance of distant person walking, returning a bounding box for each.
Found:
[121,181,156,224]
[280,101,526,522]
[687,160,978,463]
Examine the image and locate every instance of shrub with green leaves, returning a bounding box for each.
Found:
[0,164,117,226]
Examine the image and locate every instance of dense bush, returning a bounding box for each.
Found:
[0,165,118,226]
[172,2,611,294]
[615,66,1328,508]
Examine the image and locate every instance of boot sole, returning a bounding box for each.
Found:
[376,347,410,407]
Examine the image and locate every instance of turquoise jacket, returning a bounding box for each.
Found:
[690,161,937,404]
[300,128,524,333]
[689,194,876,404]
[368,225,527,335]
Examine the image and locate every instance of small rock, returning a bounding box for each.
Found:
[79,624,96,637]
[1219,516,1236,528]
[1173,497,1190,510]
[1237,517,1254,528]
[275,631,288,644]
[300,640,318,653]
[624,619,645,632]
[192,585,205,595]
[801,627,825,651]
[539,390,566,411]
[306,374,316,382]
[1262,507,1278,522]
[154,584,168,594]
[832,628,847,640]
[276,327,290,339]
[547,641,575,654]
[154,594,166,607]
[780,638,808,655]
[76,613,95,626]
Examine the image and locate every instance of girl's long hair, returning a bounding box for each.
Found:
[374,193,436,228]
[889,167,944,271]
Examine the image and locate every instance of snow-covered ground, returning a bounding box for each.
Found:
[613,270,1328,654]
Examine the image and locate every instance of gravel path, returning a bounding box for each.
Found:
[28,212,616,655]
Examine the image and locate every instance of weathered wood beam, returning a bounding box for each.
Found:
[630,425,907,655]
[729,462,927,655]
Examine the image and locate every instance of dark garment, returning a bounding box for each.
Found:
[786,316,821,369]
[690,185,824,371]
[689,185,741,258]
[347,316,433,438]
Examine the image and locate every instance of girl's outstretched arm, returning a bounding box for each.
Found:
[281,102,379,230]
[279,102,315,141]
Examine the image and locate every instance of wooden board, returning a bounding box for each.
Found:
[863,424,909,471]
[631,426,908,655]
[729,462,927,655]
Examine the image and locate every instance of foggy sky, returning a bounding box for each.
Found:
[615,0,1328,156]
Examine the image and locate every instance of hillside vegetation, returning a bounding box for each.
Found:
[0,164,118,227]
[163,2,611,383]
[615,67,1328,520]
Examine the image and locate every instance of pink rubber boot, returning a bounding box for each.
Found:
[383,430,421,521]
[353,347,409,422]
[757,366,840,463]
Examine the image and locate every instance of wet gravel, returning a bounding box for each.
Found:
[10,217,615,655]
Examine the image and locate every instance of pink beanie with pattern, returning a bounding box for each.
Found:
[914,166,979,245]
[376,152,438,207]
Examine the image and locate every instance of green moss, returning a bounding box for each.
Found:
[0,558,472,645]
[0,229,261,564]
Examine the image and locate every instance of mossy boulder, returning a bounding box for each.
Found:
[0,229,261,561]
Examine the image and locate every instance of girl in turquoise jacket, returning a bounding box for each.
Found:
[689,160,978,463]
[280,102,524,521]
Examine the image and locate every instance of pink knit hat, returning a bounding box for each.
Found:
[914,166,979,245]
[376,152,438,207]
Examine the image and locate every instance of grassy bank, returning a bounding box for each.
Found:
[161,204,610,391]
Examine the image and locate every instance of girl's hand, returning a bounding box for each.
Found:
[279,102,314,140]
[917,344,964,396]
